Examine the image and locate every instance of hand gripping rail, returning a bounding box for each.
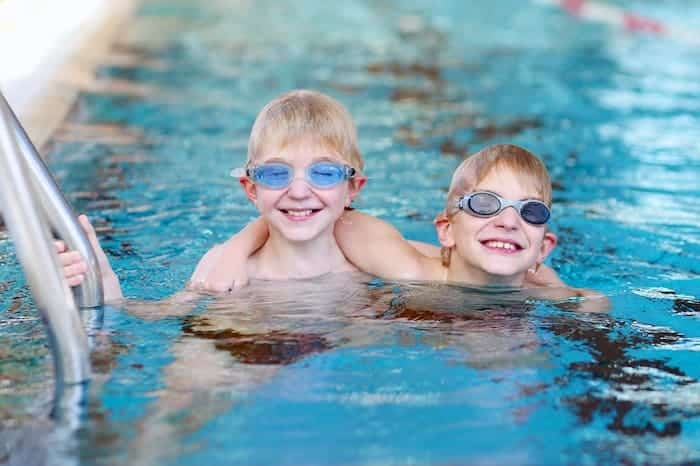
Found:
[0,90,102,393]
[0,92,104,308]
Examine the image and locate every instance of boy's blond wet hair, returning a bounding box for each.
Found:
[246,89,364,173]
[443,144,552,216]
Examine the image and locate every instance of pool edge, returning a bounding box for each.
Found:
[7,1,141,153]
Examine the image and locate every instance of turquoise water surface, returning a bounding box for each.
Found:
[2,0,700,464]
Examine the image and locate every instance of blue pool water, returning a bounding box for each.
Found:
[2,0,700,464]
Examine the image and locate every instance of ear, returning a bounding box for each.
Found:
[536,230,558,264]
[346,176,367,206]
[240,177,257,202]
[434,213,456,248]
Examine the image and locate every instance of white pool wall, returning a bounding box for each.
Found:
[0,0,137,149]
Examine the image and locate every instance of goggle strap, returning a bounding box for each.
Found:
[230,167,247,178]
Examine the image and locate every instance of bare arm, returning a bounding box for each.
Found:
[58,216,268,310]
[189,218,268,291]
[56,216,199,317]
[525,277,609,313]
[523,263,609,312]
[567,287,610,313]
[334,210,436,281]
[524,263,566,288]
[407,240,440,258]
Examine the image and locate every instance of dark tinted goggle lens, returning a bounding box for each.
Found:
[519,201,550,225]
[462,192,550,225]
[467,192,502,215]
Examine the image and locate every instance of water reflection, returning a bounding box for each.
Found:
[534,306,700,466]
[3,277,698,463]
[2,0,699,462]
[93,277,606,463]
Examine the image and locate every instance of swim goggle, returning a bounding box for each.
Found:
[231,161,356,190]
[456,191,551,225]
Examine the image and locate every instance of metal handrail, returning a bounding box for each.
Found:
[0,92,103,308]
[0,92,93,391]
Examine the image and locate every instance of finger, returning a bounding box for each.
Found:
[78,214,91,230]
[78,214,98,240]
[64,262,88,279]
[58,250,84,266]
[54,240,67,253]
[200,275,238,293]
[78,214,111,263]
[526,273,549,287]
[66,274,85,287]
[209,280,235,293]
[232,277,248,289]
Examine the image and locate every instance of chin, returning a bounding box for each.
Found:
[268,214,331,242]
[284,221,338,243]
[276,226,323,243]
[480,263,527,284]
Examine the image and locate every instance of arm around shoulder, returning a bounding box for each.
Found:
[335,210,433,281]
[189,218,268,292]
[407,240,441,258]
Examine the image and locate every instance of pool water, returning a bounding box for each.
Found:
[2,0,700,464]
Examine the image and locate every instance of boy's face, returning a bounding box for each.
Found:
[436,166,556,286]
[241,137,365,243]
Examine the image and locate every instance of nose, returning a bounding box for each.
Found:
[493,206,520,230]
[285,176,313,199]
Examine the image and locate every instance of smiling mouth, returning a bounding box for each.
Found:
[480,239,523,253]
[280,208,322,219]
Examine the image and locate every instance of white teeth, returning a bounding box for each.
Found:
[286,210,313,217]
[484,240,517,250]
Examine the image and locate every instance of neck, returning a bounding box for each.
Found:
[253,228,350,280]
[445,257,524,288]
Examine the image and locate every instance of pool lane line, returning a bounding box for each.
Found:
[532,0,700,46]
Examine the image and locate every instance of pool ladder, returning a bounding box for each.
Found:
[0,89,103,407]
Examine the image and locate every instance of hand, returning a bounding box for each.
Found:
[54,239,89,286]
[54,214,123,301]
[189,242,250,293]
[78,214,115,272]
[524,263,610,312]
[188,219,268,293]
[524,263,566,288]
[192,268,249,293]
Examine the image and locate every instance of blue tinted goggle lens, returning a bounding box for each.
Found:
[459,192,550,225]
[247,162,355,189]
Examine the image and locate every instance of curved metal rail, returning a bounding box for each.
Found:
[0,93,103,308]
[0,90,99,393]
